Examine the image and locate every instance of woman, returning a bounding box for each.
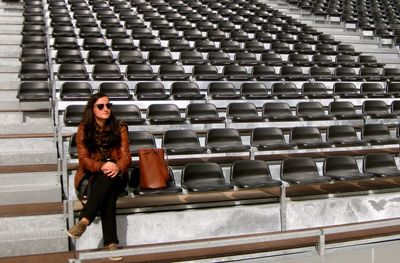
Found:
[67,93,131,256]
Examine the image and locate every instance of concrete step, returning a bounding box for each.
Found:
[0,24,22,34]
[0,214,68,257]
[0,35,21,45]
[0,16,23,24]
[0,58,19,66]
[0,50,20,58]
[0,172,61,205]
[0,122,54,135]
[0,137,57,166]
[0,111,53,124]
[0,80,20,90]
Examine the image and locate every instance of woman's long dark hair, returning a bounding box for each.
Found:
[81,93,121,152]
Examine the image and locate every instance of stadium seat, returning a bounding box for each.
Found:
[362,124,400,145]
[128,130,156,155]
[231,160,282,188]
[281,157,332,184]
[63,105,85,126]
[324,156,373,180]
[186,103,226,123]
[296,102,334,120]
[19,63,49,80]
[170,82,205,100]
[17,81,51,100]
[135,82,168,100]
[112,104,146,125]
[226,102,265,122]
[162,129,208,154]
[364,153,400,177]
[55,49,84,63]
[126,64,157,80]
[92,63,123,80]
[98,82,132,99]
[60,82,92,100]
[208,82,241,99]
[87,50,115,64]
[181,162,234,192]
[290,127,332,149]
[362,100,397,118]
[206,128,250,153]
[251,127,296,150]
[326,125,368,147]
[262,102,301,121]
[147,104,186,124]
[240,83,272,99]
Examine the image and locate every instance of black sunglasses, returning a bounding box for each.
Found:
[94,103,113,110]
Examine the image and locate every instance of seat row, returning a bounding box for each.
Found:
[67,124,400,159]
[62,99,400,127]
[89,153,400,194]
[31,63,399,81]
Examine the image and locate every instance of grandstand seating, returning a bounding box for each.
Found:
[6,0,400,260]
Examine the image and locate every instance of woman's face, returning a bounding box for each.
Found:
[93,96,111,123]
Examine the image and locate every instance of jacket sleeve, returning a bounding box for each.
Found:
[76,124,103,172]
[116,124,132,173]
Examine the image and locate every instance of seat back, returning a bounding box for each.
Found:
[128,131,156,155]
[231,160,272,181]
[324,156,360,175]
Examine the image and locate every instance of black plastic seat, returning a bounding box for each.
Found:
[128,130,156,155]
[135,82,168,100]
[362,124,400,145]
[52,25,76,37]
[159,64,188,80]
[53,37,79,49]
[240,83,271,99]
[147,104,186,124]
[316,43,337,55]
[262,102,301,121]
[226,102,265,122]
[132,166,182,194]
[20,48,47,63]
[312,54,335,67]
[327,125,368,147]
[138,39,164,51]
[392,101,400,114]
[281,157,332,184]
[309,66,334,80]
[251,127,296,150]
[359,67,382,81]
[126,64,156,80]
[318,34,341,45]
[170,82,205,100]
[387,83,400,96]
[98,82,132,99]
[337,44,361,56]
[207,51,233,66]
[359,55,385,67]
[105,27,129,39]
[293,43,316,54]
[335,55,360,67]
[163,129,207,154]
[220,40,243,52]
[64,105,85,126]
[296,102,334,121]
[333,82,364,98]
[362,100,397,118]
[383,68,400,81]
[112,104,146,125]
[290,127,332,149]
[207,30,227,42]
[223,65,250,80]
[208,82,241,99]
[235,52,259,66]
[82,37,108,50]
[186,103,225,123]
[125,18,146,29]
[55,49,84,63]
[79,26,103,38]
[280,65,306,80]
[21,35,46,48]
[92,64,123,80]
[271,42,293,54]
[328,101,363,120]
[324,156,373,180]
[111,38,137,51]
[364,153,400,177]
[231,160,282,188]
[260,53,284,66]
[168,39,193,51]
[19,63,49,80]
[244,40,266,53]
[148,50,175,64]
[60,82,92,100]
[302,83,332,98]
[17,81,51,100]
[87,50,115,64]
[360,83,389,98]
[193,65,222,80]
[206,128,250,153]
[181,162,234,192]
[194,40,219,52]
[271,82,304,99]
[288,54,312,66]
[131,28,155,39]
[255,32,274,43]
[180,51,205,65]
[118,50,145,64]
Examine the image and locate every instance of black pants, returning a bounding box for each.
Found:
[79,172,125,246]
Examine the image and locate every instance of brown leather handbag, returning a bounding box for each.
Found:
[138,148,169,189]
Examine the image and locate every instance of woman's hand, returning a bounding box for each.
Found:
[101,162,120,178]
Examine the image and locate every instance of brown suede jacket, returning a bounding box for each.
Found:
[74,123,132,189]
